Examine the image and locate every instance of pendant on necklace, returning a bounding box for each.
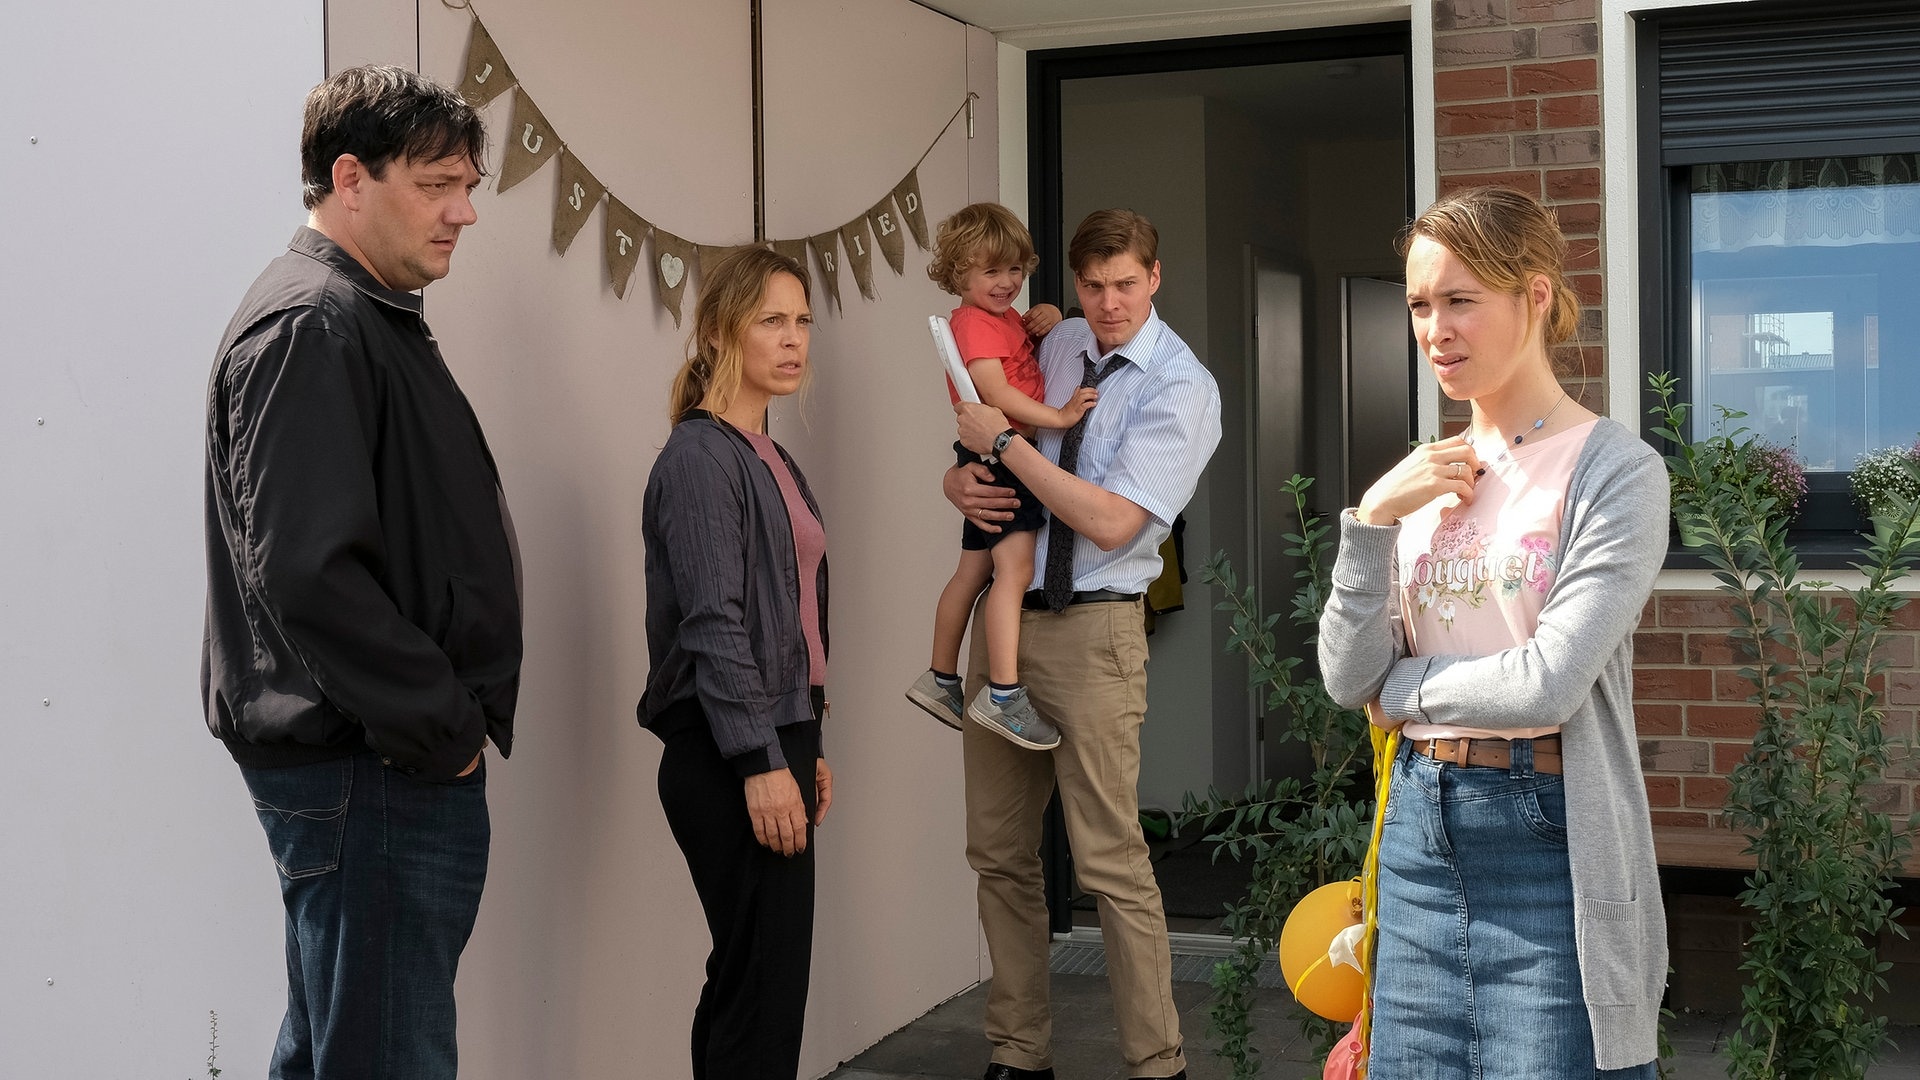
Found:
[1512,392,1568,447]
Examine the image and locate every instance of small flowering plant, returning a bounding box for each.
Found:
[1665,405,1808,537]
[1850,440,1920,520]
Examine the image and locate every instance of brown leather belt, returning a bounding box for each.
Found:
[1412,734,1562,775]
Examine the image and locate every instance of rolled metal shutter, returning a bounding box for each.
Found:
[1656,1,1920,164]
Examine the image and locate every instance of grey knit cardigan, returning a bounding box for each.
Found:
[1318,417,1670,1070]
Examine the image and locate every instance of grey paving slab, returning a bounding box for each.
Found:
[825,960,1920,1080]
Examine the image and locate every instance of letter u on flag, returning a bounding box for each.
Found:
[496,89,560,194]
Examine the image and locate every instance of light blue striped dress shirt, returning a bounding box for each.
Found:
[1028,310,1223,594]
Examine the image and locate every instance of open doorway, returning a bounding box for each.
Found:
[1030,24,1413,933]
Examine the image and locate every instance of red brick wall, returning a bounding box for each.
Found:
[1424,2,1920,857]
[1633,593,1920,831]
[1431,0,1605,430]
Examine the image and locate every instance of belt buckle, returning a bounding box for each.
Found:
[1427,737,1467,767]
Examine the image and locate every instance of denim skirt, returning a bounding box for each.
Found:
[1367,743,1654,1080]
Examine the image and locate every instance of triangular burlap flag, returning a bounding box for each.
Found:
[867,195,907,277]
[698,244,767,288]
[603,198,649,300]
[653,229,697,328]
[496,90,560,194]
[839,216,878,301]
[771,240,808,277]
[892,170,930,251]
[551,149,606,256]
[459,20,518,107]
[809,232,843,313]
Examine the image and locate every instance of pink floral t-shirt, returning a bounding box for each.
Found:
[1396,419,1598,741]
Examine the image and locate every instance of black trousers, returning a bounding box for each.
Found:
[658,710,820,1080]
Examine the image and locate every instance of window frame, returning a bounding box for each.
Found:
[1636,0,1920,564]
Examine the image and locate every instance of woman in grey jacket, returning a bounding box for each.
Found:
[640,248,831,1080]
[1319,187,1668,1078]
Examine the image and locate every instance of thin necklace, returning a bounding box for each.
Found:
[1512,392,1568,446]
[1469,391,1569,467]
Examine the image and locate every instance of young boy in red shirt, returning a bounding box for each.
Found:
[906,203,1096,749]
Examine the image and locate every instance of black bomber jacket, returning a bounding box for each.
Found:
[202,228,522,780]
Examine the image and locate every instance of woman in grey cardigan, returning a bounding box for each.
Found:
[1319,187,1668,1078]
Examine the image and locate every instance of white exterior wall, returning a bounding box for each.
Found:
[2,0,991,1075]
[1,0,325,1071]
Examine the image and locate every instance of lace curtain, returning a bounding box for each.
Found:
[1692,154,1920,253]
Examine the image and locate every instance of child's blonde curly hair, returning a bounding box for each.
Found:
[926,203,1039,296]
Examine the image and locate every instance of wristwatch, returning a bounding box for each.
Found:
[991,428,1020,457]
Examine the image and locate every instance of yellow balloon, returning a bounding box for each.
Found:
[1277,879,1365,1021]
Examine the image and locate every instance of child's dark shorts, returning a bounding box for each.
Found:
[955,441,1048,551]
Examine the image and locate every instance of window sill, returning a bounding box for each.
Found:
[1663,528,1880,573]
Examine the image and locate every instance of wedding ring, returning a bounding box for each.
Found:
[1451,461,1464,478]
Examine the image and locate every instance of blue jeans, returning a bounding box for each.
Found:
[1368,745,1654,1080]
[241,751,490,1080]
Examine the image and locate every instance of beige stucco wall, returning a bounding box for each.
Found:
[355,1,994,1076]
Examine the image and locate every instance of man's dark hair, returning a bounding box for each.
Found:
[300,65,489,210]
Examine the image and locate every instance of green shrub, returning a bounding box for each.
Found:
[1181,475,1372,1078]
[1651,373,1916,1080]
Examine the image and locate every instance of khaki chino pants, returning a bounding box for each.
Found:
[964,598,1185,1077]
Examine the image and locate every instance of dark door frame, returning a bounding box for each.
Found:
[1024,21,1415,936]
[1026,22,1413,310]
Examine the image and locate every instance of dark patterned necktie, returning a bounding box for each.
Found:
[1043,355,1122,612]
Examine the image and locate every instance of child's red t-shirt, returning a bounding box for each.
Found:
[947,305,1045,407]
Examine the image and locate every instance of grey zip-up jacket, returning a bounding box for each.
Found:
[1318,417,1669,1070]
[638,413,827,776]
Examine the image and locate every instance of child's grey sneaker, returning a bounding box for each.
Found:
[967,686,1061,751]
[905,670,965,731]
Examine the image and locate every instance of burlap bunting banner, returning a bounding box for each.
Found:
[892,170,930,251]
[463,15,977,317]
[652,229,697,328]
[867,195,907,276]
[809,232,844,313]
[459,21,517,107]
[839,217,878,301]
[771,239,808,273]
[604,198,649,301]
[496,90,560,194]
[552,150,606,256]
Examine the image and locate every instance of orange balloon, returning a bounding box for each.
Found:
[1277,879,1366,1020]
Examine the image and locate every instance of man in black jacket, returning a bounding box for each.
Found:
[202,65,520,1079]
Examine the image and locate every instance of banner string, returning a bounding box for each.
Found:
[452,12,966,315]
[915,92,978,174]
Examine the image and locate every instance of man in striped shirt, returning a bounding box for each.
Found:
[949,208,1223,1080]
